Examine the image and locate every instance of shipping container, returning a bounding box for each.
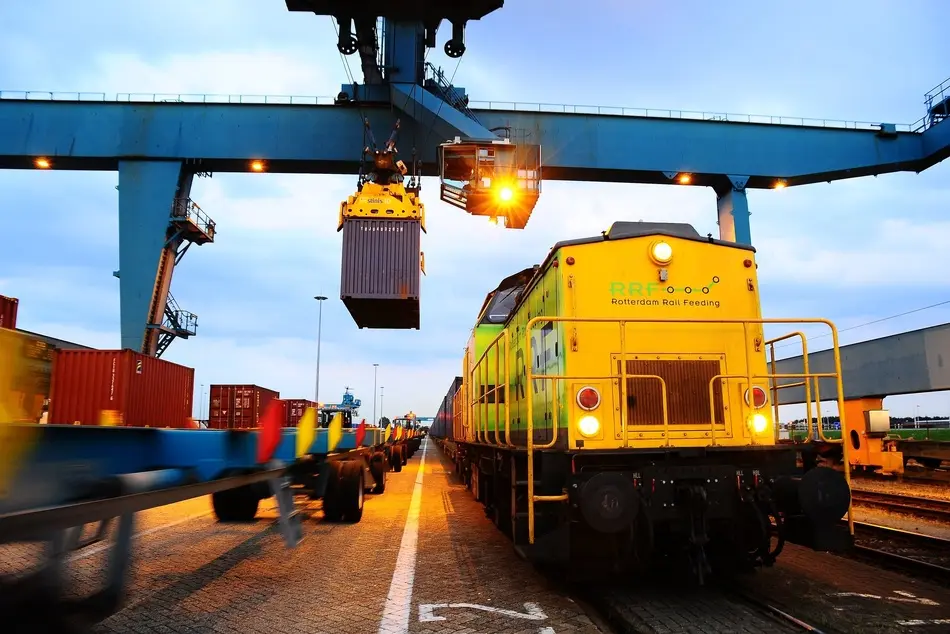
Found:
[340,217,422,329]
[432,376,463,441]
[208,384,280,429]
[0,328,54,423]
[0,294,19,330]
[48,349,195,428]
[284,398,317,427]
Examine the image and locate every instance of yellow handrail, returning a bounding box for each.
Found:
[467,328,513,447]
[520,315,852,545]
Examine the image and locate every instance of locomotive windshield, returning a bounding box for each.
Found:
[481,285,523,324]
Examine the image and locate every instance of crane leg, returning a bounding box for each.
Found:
[715,180,752,246]
[116,161,192,353]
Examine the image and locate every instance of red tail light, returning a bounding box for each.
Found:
[576,386,601,411]
[745,386,768,409]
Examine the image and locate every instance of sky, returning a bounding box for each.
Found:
[1,0,949,423]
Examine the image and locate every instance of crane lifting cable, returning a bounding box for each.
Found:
[338,117,426,330]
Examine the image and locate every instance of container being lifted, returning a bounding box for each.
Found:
[338,118,426,330]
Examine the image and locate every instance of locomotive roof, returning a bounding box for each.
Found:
[477,222,756,327]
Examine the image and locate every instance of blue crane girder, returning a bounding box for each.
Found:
[0,0,947,356]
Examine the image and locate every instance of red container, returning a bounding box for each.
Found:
[284,399,317,427]
[0,295,19,330]
[48,349,195,428]
[340,217,422,329]
[208,384,280,429]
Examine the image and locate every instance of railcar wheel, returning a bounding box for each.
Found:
[212,485,259,522]
[322,460,344,521]
[339,460,365,523]
[370,451,387,494]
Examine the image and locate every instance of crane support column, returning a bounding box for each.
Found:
[715,175,752,246]
[117,161,187,352]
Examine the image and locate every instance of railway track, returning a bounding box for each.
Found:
[845,520,950,584]
[851,489,950,521]
[581,583,830,633]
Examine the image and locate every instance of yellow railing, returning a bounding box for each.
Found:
[520,316,853,545]
[467,329,514,447]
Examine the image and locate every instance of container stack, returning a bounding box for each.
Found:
[208,384,281,429]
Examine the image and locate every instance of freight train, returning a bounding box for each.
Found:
[428,221,855,583]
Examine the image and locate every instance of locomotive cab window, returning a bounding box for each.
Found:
[480,285,523,324]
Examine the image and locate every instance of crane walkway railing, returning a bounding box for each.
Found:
[0,90,924,133]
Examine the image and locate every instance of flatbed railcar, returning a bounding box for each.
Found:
[431,221,855,582]
[0,410,394,628]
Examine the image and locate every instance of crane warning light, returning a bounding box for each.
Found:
[438,137,542,230]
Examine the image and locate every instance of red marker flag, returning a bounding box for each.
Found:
[355,419,367,446]
[256,399,284,464]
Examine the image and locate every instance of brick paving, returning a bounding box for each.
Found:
[735,543,950,633]
[7,438,950,633]
[2,440,605,633]
[408,444,603,634]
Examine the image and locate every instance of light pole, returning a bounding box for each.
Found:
[199,384,204,420]
[379,386,384,424]
[314,296,327,404]
[372,363,379,426]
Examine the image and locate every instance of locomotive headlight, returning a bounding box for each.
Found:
[498,186,514,202]
[650,241,673,264]
[749,413,769,434]
[577,415,601,437]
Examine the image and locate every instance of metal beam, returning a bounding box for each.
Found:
[773,323,950,405]
[2,96,946,187]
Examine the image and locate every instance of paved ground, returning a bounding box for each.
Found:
[735,543,950,633]
[1,439,604,633]
[6,439,950,633]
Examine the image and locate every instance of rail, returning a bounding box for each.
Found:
[517,316,853,545]
[0,89,922,133]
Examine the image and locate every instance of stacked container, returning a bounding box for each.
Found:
[208,384,280,429]
[0,294,19,330]
[48,349,195,428]
[284,398,318,427]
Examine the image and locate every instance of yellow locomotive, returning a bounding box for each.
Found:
[431,221,854,582]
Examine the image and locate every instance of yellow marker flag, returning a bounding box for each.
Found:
[296,407,317,457]
[327,412,343,453]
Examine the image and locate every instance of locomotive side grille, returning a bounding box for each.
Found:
[620,359,725,427]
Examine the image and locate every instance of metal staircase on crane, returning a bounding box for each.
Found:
[139,191,216,358]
